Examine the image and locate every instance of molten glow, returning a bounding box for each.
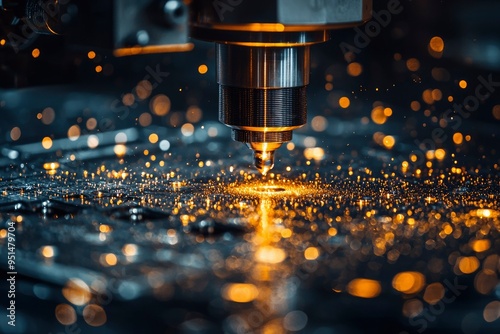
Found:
[62,278,91,306]
[222,283,259,303]
[371,106,387,124]
[429,36,445,52]
[198,64,208,74]
[471,239,491,252]
[383,135,396,149]
[83,304,107,326]
[472,209,498,218]
[10,127,21,141]
[114,144,127,157]
[43,162,60,171]
[255,245,286,264]
[435,149,446,160]
[392,272,426,294]
[87,135,99,149]
[311,116,328,132]
[122,244,138,256]
[113,43,194,57]
[67,125,81,141]
[216,23,286,32]
[406,58,420,71]
[453,132,463,145]
[186,106,203,123]
[432,89,442,101]
[55,304,77,325]
[304,247,320,260]
[483,301,500,322]
[41,246,55,258]
[99,225,112,233]
[281,229,292,238]
[42,137,53,149]
[139,113,152,127]
[137,81,152,99]
[339,97,351,109]
[347,62,363,76]
[347,278,382,298]
[151,94,171,116]
[422,89,434,104]
[100,253,118,266]
[86,118,97,130]
[410,101,421,111]
[228,180,324,198]
[304,147,325,161]
[149,133,159,144]
[423,283,445,304]
[458,256,480,274]
[181,123,195,137]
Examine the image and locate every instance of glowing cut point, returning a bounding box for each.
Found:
[228,179,326,198]
[254,186,286,193]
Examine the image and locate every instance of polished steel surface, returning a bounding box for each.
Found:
[216,44,310,173]
[219,86,307,128]
[217,44,310,88]
[232,130,293,143]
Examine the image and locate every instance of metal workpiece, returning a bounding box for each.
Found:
[216,44,310,89]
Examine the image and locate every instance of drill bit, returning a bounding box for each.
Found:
[254,150,275,176]
[249,142,281,176]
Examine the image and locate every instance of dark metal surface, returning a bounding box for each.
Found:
[0,112,499,334]
[0,1,500,333]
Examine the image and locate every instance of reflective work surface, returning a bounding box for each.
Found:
[1,0,500,330]
[0,115,499,334]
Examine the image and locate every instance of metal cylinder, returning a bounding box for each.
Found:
[219,85,307,130]
[217,44,308,146]
[217,44,309,89]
